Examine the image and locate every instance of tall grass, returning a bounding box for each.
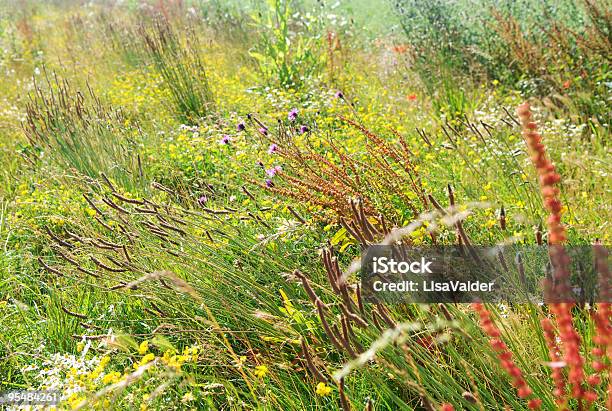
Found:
[139,18,214,123]
[23,71,146,192]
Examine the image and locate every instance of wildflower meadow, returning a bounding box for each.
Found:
[0,0,610,410]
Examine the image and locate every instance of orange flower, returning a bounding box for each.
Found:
[392,44,408,54]
[407,93,417,102]
[562,80,571,89]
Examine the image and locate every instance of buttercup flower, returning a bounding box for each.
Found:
[138,340,149,355]
[315,382,331,396]
[254,364,268,378]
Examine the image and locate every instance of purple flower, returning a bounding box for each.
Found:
[265,179,274,188]
[288,108,298,122]
[220,135,230,145]
[268,143,278,154]
[335,91,344,99]
[237,122,246,131]
[257,160,264,168]
[259,127,268,136]
[198,195,208,206]
[266,165,282,177]
[299,125,309,134]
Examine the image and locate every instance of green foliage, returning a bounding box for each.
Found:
[249,0,325,89]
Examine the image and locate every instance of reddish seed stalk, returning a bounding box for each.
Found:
[472,303,540,408]
[541,318,566,402]
[517,102,597,405]
[592,243,612,409]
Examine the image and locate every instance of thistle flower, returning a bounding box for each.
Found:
[300,125,309,134]
[268,143,278,154]
[288,108,298,122]
[266,166,282,177]
[198,195,208,206]
[257,160,264,168]
[259,127,268,136]
[265,179,274,188]
[335,91,344,99]
[220,135,230,145]
[237,122,245,131]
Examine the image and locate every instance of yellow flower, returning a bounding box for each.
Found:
[99,355,110,368]
[181,392,195,403]
[135,353,155,368]
[138,340,149,355]
[102,371,121,385]
[76,342,84,353]
[254,365,268,378]
[315,382,332,396]
[167,354,188,370]
[70,396,85,410]
[484,219,497,229]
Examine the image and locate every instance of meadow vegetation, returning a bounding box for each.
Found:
[0,0,610,409]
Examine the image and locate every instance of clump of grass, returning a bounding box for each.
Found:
[23,71,146,191]
[139,17,214,123]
